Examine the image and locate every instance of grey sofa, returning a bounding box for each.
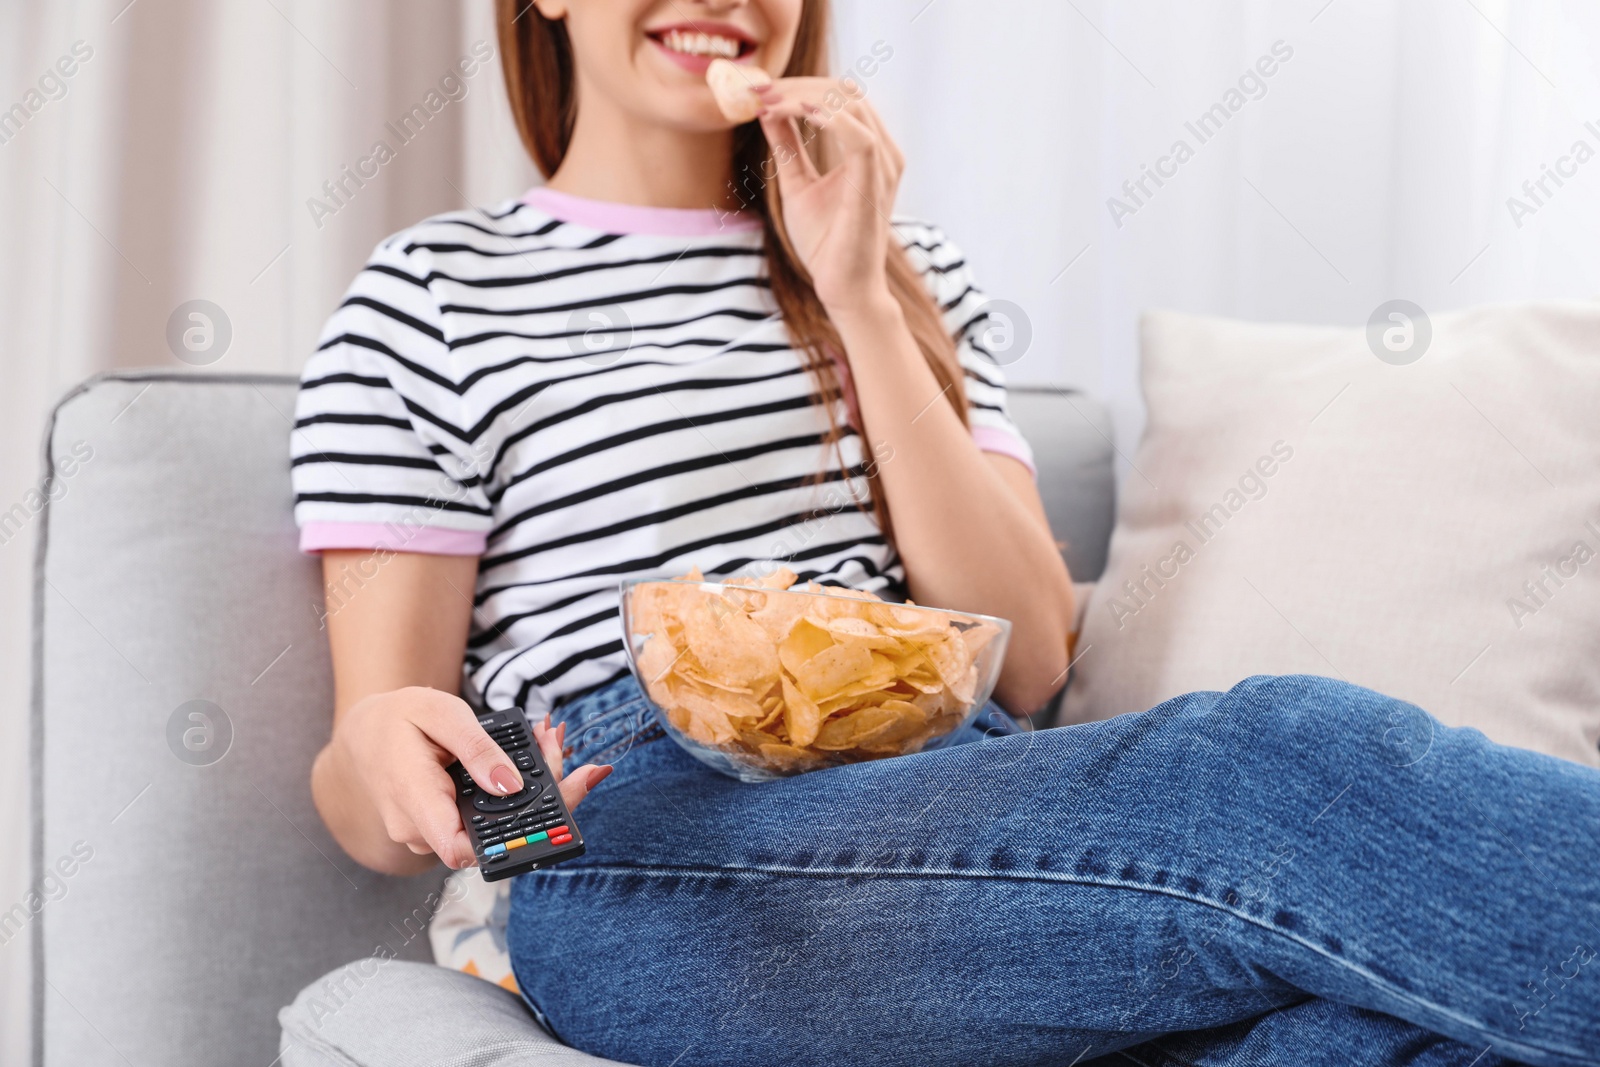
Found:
[30,371,1116,1067]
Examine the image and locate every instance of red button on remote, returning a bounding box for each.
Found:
[546,826,568,838]
[549,833,573,846]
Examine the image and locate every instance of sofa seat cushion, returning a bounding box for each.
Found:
[280,960,632,1066]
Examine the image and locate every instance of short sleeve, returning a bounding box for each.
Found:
[291,237,494,555]
[897,221,1036,476]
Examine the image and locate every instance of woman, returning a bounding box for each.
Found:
[290,1,1600,1064]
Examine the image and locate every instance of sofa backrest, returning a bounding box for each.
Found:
[29,372,1114,1067]
[31,373,449,1067]
[1009,385,1117,581]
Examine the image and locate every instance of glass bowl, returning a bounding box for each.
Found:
[619,575,1012,782]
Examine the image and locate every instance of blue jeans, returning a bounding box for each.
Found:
[507,674,1600,1067]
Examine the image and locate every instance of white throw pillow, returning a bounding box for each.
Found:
[1061,303,1600,767]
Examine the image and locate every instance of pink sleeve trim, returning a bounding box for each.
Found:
[971,425,1036,476]
[831,351,1034,478]
[298,521,487,557]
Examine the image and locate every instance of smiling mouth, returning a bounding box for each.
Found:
[647,27,756,61]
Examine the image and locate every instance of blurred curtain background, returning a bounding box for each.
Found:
[2,0,1597,1060]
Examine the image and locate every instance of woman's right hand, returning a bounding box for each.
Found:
[321,685,611,871]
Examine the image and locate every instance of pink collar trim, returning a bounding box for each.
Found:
[521,186,762,237]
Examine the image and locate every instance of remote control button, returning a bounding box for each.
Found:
[471,814,485,824]
[546,825,568,838]
[483,843,506,856]
[549,834,573,847]
[525,831,548,844]
[506,838,527,850]
[475,788,538,814]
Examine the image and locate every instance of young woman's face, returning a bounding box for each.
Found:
[539,0,805,131]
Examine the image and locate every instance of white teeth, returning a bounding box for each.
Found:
[661,29,742,58]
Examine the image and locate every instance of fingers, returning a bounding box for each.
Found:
[757,112,820,201]
[804,106,882,210]
[531,715,612,810]
[756,79,899,204]
[814,105,878,162]
[558,764,614,812]
[381,765,477,869]
[410,777,477,869]
[421,698,523,797]
[532,713,565,784]
[757,76,866,116]
[850,98,904,193]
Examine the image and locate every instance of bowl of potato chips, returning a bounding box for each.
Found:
[620,568,1011,782]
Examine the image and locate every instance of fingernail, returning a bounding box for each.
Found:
[489,766,522,795]
[592,765,614,786]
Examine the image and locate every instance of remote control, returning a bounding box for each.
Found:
[447,707,585,881]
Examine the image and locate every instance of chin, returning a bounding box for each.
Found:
[629,94,741,135]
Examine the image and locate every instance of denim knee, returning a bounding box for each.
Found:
[1216,674,1431,772]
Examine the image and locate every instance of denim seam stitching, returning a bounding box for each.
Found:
[540,862,1568,1062]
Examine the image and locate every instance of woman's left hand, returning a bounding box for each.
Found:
[756,78,905,314]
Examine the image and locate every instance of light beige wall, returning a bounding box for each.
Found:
[0,2,536,1062]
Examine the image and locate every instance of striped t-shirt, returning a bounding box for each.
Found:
[291,187,1033,714]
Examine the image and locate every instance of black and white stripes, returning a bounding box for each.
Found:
[291,189,1030,713]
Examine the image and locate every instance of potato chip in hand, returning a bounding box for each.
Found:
[706,58,772,123]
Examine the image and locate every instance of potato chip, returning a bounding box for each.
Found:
[759,567,798,590]
[857,700,928,750]
[637,634,680,705]
[705,58,772,124]
[961,624,999,656]
[757,741,820,770]
[754,698,785,732]
[674,684,747,744]
[813,703,905,750]
[793,642,877,700]
[811,615,899,650]
[749,593,809,644]
[777,619,835,678]
[683,597,780,690]
[780,673,823,747]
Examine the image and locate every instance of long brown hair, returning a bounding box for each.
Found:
[495,0,967,541]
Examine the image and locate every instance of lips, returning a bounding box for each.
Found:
[645,21,758,74]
